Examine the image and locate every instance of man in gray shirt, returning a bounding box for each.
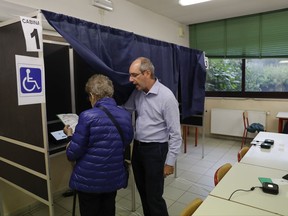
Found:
[124,57,182,216]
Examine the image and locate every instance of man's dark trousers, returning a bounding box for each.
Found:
[132,140,169,216]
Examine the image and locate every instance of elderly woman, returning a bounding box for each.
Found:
[64,74,134,216]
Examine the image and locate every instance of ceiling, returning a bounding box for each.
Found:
[127,0,288,25]
[0,0,288,25]
[0,1,36,22]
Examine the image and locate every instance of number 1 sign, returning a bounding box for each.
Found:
[20,16,43,52]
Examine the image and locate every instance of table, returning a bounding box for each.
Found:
[209,162,288,216]
[242,132,288,171]
[276,112,288,133]
[193,195,278,216]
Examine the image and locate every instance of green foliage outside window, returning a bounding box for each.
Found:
[206,58,288,93]
[206,59,242,91]
[246,59,288,92]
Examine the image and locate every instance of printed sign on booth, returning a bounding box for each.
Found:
[20,16,43,52]
[15,55,46,105]
[20,67,42,94]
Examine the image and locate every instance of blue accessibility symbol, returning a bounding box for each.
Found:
[20,67,42,94]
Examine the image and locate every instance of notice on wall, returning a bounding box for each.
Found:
[20,16,43,52]
[15,55,46,105]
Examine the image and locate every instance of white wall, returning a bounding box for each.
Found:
[6,0,190,47]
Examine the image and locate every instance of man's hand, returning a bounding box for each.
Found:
[164,164,174,177]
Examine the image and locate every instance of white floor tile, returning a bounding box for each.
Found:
[163,186,186,201]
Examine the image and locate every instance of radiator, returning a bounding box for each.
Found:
[211,108,267,137]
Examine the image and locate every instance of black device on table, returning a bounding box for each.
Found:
[282,174,288,180]
[264,139,274,145]
[260,142,272,149]
[260,139,274,149]
[262,182,279,195]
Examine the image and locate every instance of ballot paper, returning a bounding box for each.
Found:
[57,113,79,132]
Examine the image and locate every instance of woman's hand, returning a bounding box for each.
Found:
[63,125,73,137]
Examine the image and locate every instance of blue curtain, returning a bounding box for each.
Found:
[178,47,206,117]
[42,10,206,119]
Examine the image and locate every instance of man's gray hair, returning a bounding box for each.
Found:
[137,57,155,79]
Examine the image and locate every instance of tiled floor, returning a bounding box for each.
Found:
[20,134,242,216]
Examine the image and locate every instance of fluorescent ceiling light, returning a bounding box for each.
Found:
[92,0,113,11]
[279,60,288,64]
[179,0,211,6]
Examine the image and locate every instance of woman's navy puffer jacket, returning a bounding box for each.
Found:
[66,97,134,193]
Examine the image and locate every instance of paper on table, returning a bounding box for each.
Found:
[57,113,79,132]
[50,130,67,141]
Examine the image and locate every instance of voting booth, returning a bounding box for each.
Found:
[0,12,73,215]
[0,12,55,215]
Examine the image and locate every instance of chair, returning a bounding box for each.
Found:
[214,163,232,186]
[182,125,199,153]
[241,111,264,148]
[237,146,250,162]
[180,198,203,216]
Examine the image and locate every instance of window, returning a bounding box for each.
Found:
[246,59,288,92]
[206,59,242,92]
[206,58,288,98]
[189,9,288,98]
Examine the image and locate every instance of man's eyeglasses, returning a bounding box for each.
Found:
[129,70,148,78]
[129,72,142,78]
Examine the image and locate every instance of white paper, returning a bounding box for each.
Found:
[51,130,67,141]
[57,113,79,132]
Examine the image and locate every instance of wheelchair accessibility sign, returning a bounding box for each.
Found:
[15,55,46,105]
[20,67,42,93]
